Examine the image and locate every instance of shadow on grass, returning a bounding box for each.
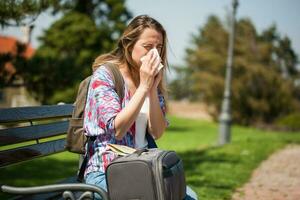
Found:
[166,126,195,132]
[0,158,78,199]
[0,158,78,187]
[178,146,242,196]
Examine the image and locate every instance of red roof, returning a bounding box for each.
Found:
[0,35,35,58]
[0,35,35,78]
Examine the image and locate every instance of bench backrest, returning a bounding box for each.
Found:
[0,104,74,168]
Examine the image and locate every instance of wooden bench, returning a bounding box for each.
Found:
[0,104,108,200]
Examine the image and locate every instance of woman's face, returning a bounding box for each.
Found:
[131,28,163,67]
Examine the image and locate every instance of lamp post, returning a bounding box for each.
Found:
[218,0,238,145]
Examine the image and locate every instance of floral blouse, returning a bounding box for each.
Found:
[83,64,167,176]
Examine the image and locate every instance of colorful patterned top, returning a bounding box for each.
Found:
[83,64,168,176]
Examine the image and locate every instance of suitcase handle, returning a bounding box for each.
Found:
[134,148,149,156]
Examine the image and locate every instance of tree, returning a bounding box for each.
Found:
[169,66,193,100]
[13,0,132,104]
[0,0,52,87]
[0,0,52,27]
[0,42,28,87]
[171,15,300,125]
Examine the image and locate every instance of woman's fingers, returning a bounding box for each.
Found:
[140,49,161,77]
[151,56,161,74]
[149,50,157,66]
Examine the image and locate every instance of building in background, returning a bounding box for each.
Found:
[0,25,39,108]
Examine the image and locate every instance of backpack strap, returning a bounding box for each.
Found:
[105,62,125,100]
[77,136,96,182]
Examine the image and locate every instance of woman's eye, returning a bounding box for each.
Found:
[143,45,152,50]
[156,47,162,55]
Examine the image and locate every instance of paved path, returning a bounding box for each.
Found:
[232,145,300,200]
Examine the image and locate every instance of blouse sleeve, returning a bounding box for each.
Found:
[84,66,121,137]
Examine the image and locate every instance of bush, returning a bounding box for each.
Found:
[276,113,300,131]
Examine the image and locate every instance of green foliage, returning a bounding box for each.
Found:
[20,12,99,103]
[12,0,131,104]
[0,0,52,27]
[0,42,29,88]
[171,15,300,125]
[168,66,194,100]
[0,50,13,87]
[231,63,297,124]
[276,113,300,131]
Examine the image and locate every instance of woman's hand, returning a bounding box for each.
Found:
[150,70,163,93]
[139,50,161,92]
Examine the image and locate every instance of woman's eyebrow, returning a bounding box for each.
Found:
[142,43,163,47]
[142,42,153,45]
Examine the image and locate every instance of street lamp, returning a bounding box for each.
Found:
[218,0,238,145]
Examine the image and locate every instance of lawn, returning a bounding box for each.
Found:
[1,116,300,200]
[158,117,300,199]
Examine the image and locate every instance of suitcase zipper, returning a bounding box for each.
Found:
[155,151,170,200]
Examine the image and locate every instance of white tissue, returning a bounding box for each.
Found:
[157,63,164,73]
[141,48,164,74]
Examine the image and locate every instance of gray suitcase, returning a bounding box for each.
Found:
[106,148,186,200]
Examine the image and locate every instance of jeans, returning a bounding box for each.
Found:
[85,171,107,200]
[85,171,198,200]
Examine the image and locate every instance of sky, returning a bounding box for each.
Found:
[1,0,300,68]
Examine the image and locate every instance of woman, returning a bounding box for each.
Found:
[84,15,197,200]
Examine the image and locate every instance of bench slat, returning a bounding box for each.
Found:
[0,121,69,146]
[0,139,66,168]
[0,104,73,124]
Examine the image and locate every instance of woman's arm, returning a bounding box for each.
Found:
[147,72,168,139]
[114,86,148,140]
[114,50,160,140]
[85,67,151,140]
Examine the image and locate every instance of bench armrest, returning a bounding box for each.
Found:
[1,183,109,200]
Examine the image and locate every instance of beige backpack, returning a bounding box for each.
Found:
[65,63,124,154]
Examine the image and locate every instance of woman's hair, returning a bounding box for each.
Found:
[92,14,168,97]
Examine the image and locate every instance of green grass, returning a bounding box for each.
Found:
[158,116,300,200]
[1,116,300,200]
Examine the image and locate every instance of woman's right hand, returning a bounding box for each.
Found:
[139,50,161,92]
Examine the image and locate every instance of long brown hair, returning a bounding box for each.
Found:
[92,15,168,97]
